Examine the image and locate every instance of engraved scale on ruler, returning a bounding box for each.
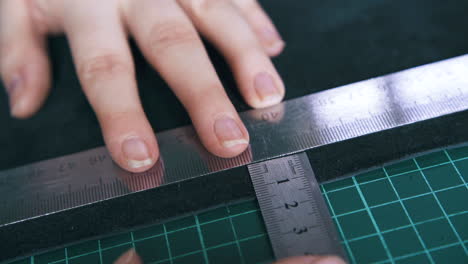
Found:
[248,153,347,260]
[1,55,468,256]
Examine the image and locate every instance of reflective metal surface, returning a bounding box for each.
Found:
[248,153,346,260]
[1,54,468,226]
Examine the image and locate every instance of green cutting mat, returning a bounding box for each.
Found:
[5,146,468,264]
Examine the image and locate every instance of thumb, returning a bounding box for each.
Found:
[274,255,346,264]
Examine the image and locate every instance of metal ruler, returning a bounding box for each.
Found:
[248,153,346,260]
[1,55,468,258]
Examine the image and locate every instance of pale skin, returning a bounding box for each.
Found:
[114,249,346,264]
[0,0,286,172]
[0,1,343,262]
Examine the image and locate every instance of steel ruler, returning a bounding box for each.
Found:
[1,54,468,259]
[248,153,347,260]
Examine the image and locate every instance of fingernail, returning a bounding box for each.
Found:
[214,116,248,148]
[122,137,153,169]
[254,72,282,106]
[10,97,28,118]
[114,249,139,264]
[261,27,285,52]
[261,27,283,44]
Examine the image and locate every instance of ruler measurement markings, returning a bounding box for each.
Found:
[248,153,347,260]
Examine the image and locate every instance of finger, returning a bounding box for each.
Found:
[274,256,346,264]
[63,0,158,172]
[232,0,285,56]
[0,0,51,118]
[114,249,142,264]
[178,0,285,109]
[125,0,249,158]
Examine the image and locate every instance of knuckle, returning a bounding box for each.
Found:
[78,54,132,87]
[101,110,131,124]
[231,49,262,70]
[99,109,143,130]
[148,22,199,53]
[184,83,225,111]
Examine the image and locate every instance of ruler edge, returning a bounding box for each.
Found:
[297,153,349,261]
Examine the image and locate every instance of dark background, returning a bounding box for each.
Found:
[1,0,468,170]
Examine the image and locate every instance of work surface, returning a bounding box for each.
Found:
[6,146,468,263]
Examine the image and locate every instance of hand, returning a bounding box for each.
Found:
[114,249,346,264]
[0,0,285,172]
